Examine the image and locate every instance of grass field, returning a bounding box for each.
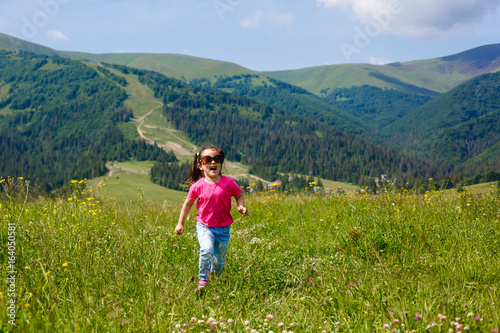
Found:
[1,177,499,332]
[86,161,186,204]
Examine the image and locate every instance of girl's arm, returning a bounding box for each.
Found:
[175,199,195,235]
[235,193,250,217]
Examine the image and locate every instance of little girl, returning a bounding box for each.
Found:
[175,144,249,291]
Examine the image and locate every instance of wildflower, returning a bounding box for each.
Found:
[227,319,234,325]
[467,312,474,317]
[491,329,498,333]
[266,314,274,321]
[278,323,284,328]
[456,324,464,330]
[394,319,400,324]
[190,317,196,322]
[290,323,295,328]
[390,312,394,317]
[335,322,341,326]
[62,262,68,268]
[244,320,250,326]
[474,316,481,322]
[383,324,390,330]
[415,314,422,320]
[293,304,297,310]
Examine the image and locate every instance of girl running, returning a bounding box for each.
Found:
[175,144,249,291]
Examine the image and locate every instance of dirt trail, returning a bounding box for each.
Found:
[128,83,266,183]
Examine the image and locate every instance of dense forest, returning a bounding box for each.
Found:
[0,51,175,192]
[125,68,454,189]
[191,74,371,139]
[381,71,500,170]
[324,85,434,133]
[2,51,496,194]
[194,75,434,136]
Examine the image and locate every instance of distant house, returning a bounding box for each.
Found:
[267,180,282,190]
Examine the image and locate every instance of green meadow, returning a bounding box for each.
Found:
[1,177,499,332]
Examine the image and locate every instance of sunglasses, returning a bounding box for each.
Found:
[200,155,224,164]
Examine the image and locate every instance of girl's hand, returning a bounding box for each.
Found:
[175,224,184,235]
[238,205,250,217]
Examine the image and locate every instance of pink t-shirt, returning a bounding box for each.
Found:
[187,175,242,228]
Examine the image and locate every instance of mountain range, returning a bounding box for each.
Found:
[0,32,499,191]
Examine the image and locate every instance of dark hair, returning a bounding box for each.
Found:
[186,144,225,187]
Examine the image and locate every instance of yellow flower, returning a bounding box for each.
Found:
[62,262,68,267]
[18,177,24,180]
[0,179,5,183]
[25,304,30,307]
[46,271,51,275]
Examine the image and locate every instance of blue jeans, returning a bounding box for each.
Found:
[196,222,231,281]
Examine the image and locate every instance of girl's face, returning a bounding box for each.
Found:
[198,148,223,180]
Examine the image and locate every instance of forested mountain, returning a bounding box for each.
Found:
[1,33,499,192]
[3,33,499,96]
[0,51,175,191]
[196,74,434,135]
[191,74,375,139]
[380,71,500,172]
[119,66,453,188]
[263,44,500,96]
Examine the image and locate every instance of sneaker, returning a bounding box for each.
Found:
[196,280,208,292]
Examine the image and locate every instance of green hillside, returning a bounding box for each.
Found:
[263,44,500,96]
[1,33,498,191]
[191,74,378,140]
[61,52,258,82]
[0,50,175,191]
[4,33,500,98]
[381,71,500,168]
[0,33,59,56]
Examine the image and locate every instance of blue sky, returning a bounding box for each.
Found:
[1,0,499,71]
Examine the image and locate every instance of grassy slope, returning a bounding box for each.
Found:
[263,44,500,96]
[0,33,59,56]
[3,178,499,332]
[84,66,359,202]
[4,33,499,98]
[86,161,187,204]
[63,52,258,81]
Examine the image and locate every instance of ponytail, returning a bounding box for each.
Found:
[186,144,225,187]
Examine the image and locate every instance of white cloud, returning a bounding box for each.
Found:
[240,10,294,29]
[316,0,500,38]
[369,56,391,65]
[46,30,69,41]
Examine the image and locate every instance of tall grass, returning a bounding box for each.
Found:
[1,178,499,332]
